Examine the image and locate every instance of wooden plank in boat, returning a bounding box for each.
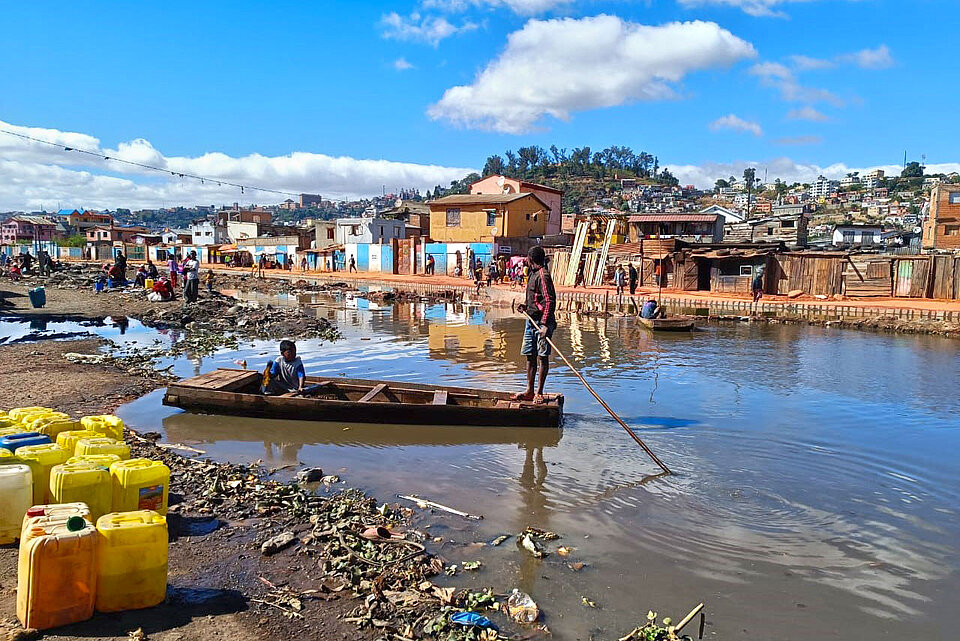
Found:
[358,383,389,403]
[432,390,448,405]
[178,368,258,390]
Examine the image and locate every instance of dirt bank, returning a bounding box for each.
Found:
[0,339,565,641]
[1,268,339,343]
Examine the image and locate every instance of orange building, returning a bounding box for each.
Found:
[469,175,563,237]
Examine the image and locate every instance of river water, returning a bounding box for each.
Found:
[112,292,960,640]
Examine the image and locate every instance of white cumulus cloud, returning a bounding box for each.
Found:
[788,54,834,71]
[428,16,756,134]
[0,119,475,211]
[379,12,478,46]
[394,57,416,70]
[839,44,893,69]
[709,114,763,136]
[786,106,830,122]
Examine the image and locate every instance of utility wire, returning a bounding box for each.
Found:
[0,127,302,198]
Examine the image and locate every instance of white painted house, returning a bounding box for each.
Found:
[334,217,406,245]
[190,219,228,245]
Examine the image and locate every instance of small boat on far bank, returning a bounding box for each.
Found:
[638,316,696,332]
[163,368,563,428]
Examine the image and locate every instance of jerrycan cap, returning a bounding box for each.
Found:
[26,507,46,518]
[66,516,86,532]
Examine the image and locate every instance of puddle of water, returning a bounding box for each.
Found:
[109,295,960,640]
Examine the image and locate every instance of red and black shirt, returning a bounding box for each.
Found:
[525,264,557,327]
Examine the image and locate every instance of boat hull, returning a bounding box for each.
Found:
[162,369,563,428]
[638,316,696,332]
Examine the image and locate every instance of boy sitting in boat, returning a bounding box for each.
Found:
[263,340,306,395]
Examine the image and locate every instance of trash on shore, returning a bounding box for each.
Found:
[397,493,483,520]
[506,589,539,623]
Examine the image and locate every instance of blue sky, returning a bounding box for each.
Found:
[0,0,956,208]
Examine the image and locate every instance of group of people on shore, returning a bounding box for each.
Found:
[0,249,56,279]
[96,250,213,303]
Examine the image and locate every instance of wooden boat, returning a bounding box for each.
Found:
[163,368,563,428]
[162,411,562,448]
[638,316,696,332]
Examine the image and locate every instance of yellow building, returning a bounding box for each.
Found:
[427,193,549,243]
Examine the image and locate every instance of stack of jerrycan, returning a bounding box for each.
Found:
[0,464,33,544]
[18,515,98,629]
[95,511,168,611]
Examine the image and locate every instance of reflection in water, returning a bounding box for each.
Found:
[116,293,960,641]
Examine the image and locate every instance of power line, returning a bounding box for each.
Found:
[0,127,302,198]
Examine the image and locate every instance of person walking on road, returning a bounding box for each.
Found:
[628,262,638,296]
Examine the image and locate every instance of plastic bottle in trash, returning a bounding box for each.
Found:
[507,589,539,623]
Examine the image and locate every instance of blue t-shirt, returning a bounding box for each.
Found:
[269,356,305,391]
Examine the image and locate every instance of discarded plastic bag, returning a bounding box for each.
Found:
[450,611,499,631]
[506,589,539,623]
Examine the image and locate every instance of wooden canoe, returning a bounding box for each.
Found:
[163,368,563,428]
[162,411,562,448]
[638,316,696,332]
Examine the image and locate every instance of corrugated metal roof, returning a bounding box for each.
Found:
[628,214,719,223]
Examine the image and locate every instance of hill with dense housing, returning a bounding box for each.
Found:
[428,144,679,214]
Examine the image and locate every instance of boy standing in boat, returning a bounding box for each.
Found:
[264,340,306,395]
[515,246,556,405]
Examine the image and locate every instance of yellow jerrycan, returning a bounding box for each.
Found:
[56,430,101,456]
[15,443,69,505]
[96,511,168,612]
[17,516,98,630]
[68,454,121,467]
[110,459,170,515]
[50,461,113,522]
[35,418,82,440]
[22,502,92,538]
[75,437,130,460]
[80,415,125,441]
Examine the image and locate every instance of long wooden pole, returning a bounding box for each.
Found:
[522,310,671,475]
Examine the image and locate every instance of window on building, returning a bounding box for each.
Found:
[739,265,753,276]
[446,208,461,227]
[949,192,960,204]
[861,232,875,244]
[945,225,960,236]
[525,213,530,220]
[379,226,384,236]
[350,225,360,236]
[781,219,795,228]
[327,228,334,239]
[766,227,774,235]
[485,210,497,227]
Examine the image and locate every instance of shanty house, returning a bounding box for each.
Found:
[627,213,723,243]
[725,213,809,247]
[922,183,960,250]
[1,215,59,244]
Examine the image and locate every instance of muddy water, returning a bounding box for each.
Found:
[116,294,960,640]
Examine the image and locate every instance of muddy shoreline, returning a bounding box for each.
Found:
[0,276,594,641]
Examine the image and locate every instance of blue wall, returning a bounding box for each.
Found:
[356,244,370,271]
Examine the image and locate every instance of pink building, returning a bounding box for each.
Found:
[469,175,563,237]
[1,215,59,244]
